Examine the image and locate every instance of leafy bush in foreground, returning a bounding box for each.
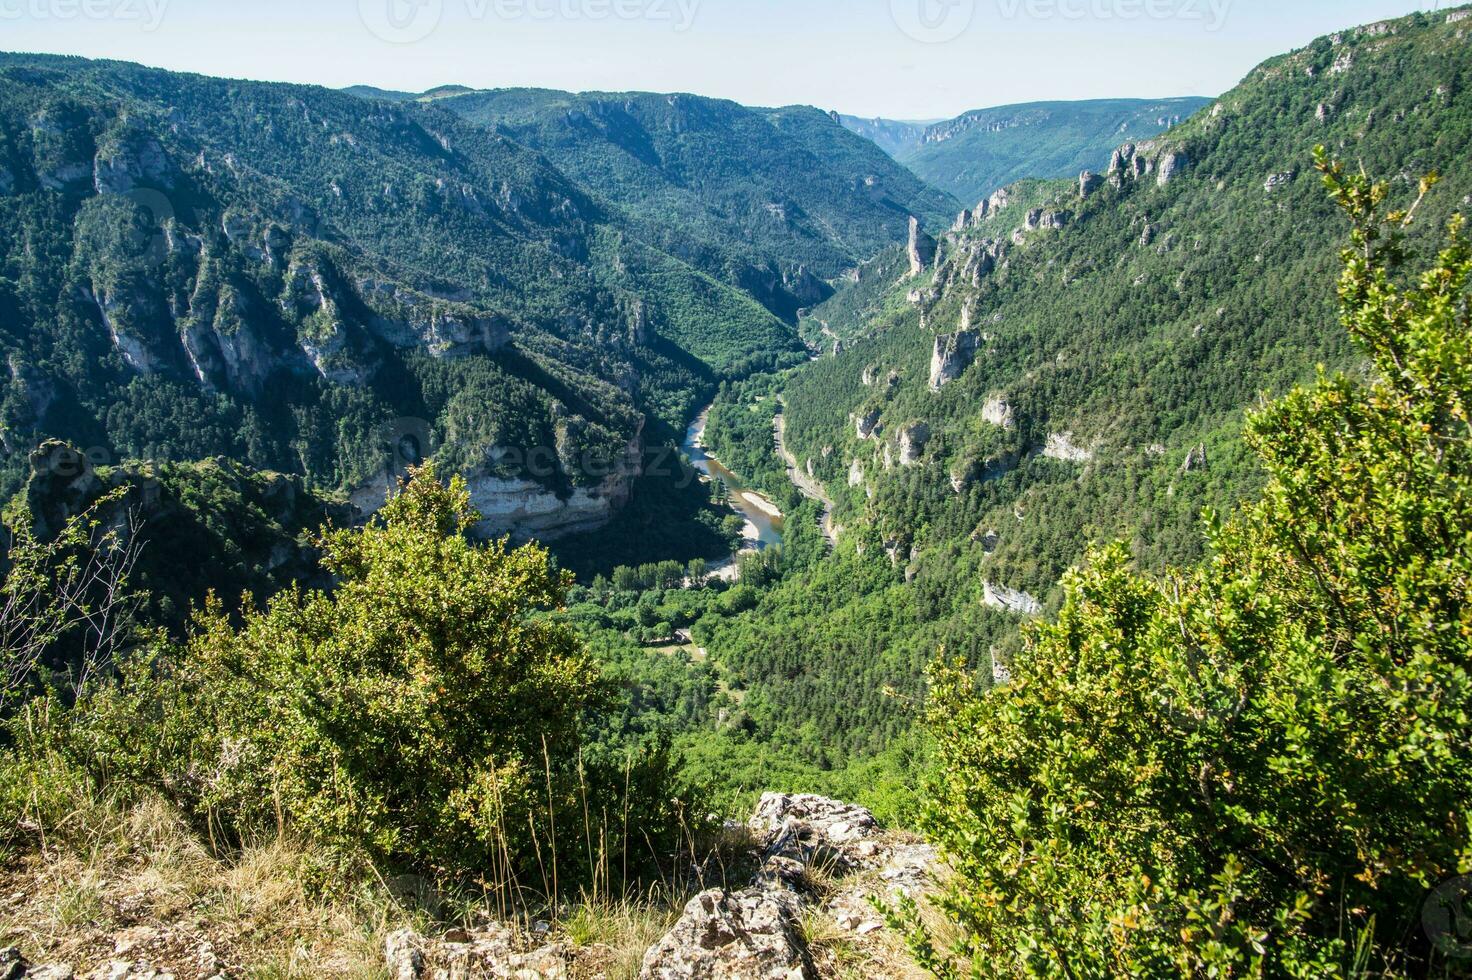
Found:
[906,161,1472,976]
[6,467,696,891]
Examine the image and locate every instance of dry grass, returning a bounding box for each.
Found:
[0,786,768,979]
[562,893,682,980]
[0,793,396,977]
[787,831,943,980]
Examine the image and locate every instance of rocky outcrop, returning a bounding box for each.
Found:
[898,423,930,466]
[1264,171,1295,193]
[93,131,175,195]
[1157,150,1187,186]
[847,458,864,487]
[990,648,1012,686]
[983,396,1015,430]
[1025,209,1070,232]
[906,216,936,277]
[1042,432,1094,463]
[854,407,882,441]
[87,284,167,375]
[639,888,809,980]
[983,581,1042,616]
[384,924,568,979]
[1079,170,1103,198]
[956,238,1004,286]
[639,794,936,980]
[1181,442,1208,473]
[353,424,644,542]
[929,329,981,391]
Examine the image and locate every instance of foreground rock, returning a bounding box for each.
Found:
[383,922,569,979]
[638,888,810,980]
[638,793,937,979]
[2,926,227,980]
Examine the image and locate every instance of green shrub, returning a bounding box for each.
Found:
[904,162,1472,976]
[48,467,700,888]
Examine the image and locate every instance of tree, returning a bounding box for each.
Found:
[687,557,708,588]
[137,467,605,878]
[1,486,143,715]
[904,161,1472,976]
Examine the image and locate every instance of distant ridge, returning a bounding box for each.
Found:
[842,96,1212,202]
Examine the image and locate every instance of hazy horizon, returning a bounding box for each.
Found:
[0,0,1450,119]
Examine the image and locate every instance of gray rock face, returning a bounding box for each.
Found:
[982,395,1015,429]
[640,794,934,980]
[1079,170,1103,198]
[1042,431,1094,463]
[907,216,936,277]
[384,923,569,979]
[847,458,864,487]
[1181,442,1208,473]
[983,581,1042,616]
[898,423,930,466]
[991,648,1013,686]
[354,424,643,543]
[93,133,174,195]
[929,329,981,391]
[638,887,809,980]
[957,238,1004,285]
[1264,171,1295,193]
[87,284,166,375]
[854,407,882,441]
[1157,150,1187,186]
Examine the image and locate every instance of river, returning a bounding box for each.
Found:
[682,404,783,552]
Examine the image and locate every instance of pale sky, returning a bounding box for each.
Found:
[0,0,1455,118]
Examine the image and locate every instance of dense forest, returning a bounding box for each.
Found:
[691,9,1472,788]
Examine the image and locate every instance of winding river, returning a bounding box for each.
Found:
[682,404,784,551]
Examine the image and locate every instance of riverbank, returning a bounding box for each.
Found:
[773,409,839,548]
[682,404,785,581]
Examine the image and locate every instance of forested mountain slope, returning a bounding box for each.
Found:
[844,97,1212,204]
[698,5,1472,778]
[0,54,807,543]
[425,88,960,320]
